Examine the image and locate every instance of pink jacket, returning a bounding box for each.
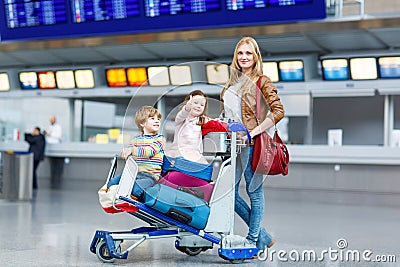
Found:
[167,108,207,163]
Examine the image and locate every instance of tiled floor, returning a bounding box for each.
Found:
[1,184,399,267]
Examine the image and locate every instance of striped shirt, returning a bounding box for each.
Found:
[130,134,165,180]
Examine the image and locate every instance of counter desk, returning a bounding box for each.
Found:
[1,142,400,194]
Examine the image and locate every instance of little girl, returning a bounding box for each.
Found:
[167,90,209,164]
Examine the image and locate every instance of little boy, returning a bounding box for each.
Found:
[107,106,165,200]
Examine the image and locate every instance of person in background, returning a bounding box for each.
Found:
[220,36,285,251]
[107,106,165,200]
[24,127,45,190]
[44,115,64,189]
[45,115,62,144]
[87,135,96,143]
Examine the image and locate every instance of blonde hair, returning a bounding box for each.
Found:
[182,90,208,126]
[135,106,162,133]
[221,36,264,98]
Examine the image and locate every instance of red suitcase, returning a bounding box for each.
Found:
[158,171,214,203]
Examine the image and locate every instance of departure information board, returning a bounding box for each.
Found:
[0,0,326,41]
[144,0,220,17]
[226,0,312,10]
[4,0,67,28]
[270,0,312,6]
[71,0,140,22]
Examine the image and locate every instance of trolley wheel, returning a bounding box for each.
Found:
[176,246,204,256]
[95,239,121,263]
[229,259,245,264]
[183,246,204,256]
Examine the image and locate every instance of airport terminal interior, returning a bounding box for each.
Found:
[1,0,400,266]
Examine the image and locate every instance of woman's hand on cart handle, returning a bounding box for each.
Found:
[237,132,249,144]
[228,122,252,144]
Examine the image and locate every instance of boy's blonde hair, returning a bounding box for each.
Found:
[135,106,162,133]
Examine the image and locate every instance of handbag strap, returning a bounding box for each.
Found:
[255,76,277,131]
[255,77,262,124]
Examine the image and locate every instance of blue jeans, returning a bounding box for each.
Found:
[107,171,156,198]
[235,145,273,249]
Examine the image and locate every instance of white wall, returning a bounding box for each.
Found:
[312,96,385,145]
[0,98,71,141]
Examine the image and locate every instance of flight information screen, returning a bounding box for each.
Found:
[0,0,326,41]
[71,0,140,23]
[4,0,67,28]
[269,0,312,6]
[226,0,312,10]
[144,0,220,17]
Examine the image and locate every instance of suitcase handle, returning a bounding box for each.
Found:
[175,195,195,211]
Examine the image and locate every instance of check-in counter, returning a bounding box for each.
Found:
[288,145,400,165]
[42,142,126,189]
[0,141,29,153]
[2,142,400,194]
[44,142,123,158]
[45,143,400,195]
[39,143,400,164]
[1,142,125,190]
[270,145,400,197]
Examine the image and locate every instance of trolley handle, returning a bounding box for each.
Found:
[105,153,133,184]
[227,122,251,144]
[106,155,119,184]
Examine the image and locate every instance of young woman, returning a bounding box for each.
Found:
[167,90,209,164]
[220,37,285,251]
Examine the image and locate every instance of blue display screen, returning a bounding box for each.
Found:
[269,0,312,6]
[71,0,140,22]
[323,67,349,80]
[279,60,304,81]
[321,59,349,80]
[19,72,39,90]
[4,0,68,28]
[380,66,400,78]
[144,0,221,17]
[378,57,400,78]
[226,0,312,10]
[0,0,326,41]
[280,69,304,81]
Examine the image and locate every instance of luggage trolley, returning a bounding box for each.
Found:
[90,122,260,263]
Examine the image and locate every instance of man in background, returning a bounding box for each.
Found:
[24,127,45,190]
[44,115,64,189]
[45,115,62,144]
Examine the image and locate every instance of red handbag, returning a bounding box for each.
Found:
[251,77,289,176]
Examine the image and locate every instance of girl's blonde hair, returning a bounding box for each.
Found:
[182,90,208,126]
[135,106,162,133]
[221,36,263,98]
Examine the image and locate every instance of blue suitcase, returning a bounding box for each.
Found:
[144,184,210,230]
[162,156,213,182]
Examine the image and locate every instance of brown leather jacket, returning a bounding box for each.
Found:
[243,75,284,131]
[221,75,285,132]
